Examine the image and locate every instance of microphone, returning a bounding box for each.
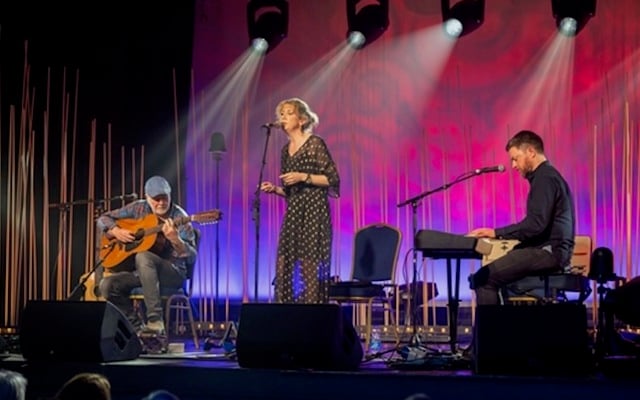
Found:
[473,165,505,174]
[109,193,138,201]
[262,121,282,129]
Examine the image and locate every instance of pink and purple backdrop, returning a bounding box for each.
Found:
[183,0,640,306]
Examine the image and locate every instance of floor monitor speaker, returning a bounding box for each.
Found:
[20,300,142,362]
[236,303,363,371]
[474,303,591,376]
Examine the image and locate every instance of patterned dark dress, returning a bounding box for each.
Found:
[275,135,340,304]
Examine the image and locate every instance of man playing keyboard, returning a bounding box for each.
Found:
[467,130,575,305]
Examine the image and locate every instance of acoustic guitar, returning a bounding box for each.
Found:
[99,209,221,269]
[79,270,111,301]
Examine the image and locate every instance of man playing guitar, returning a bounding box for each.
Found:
[96,175,198,334]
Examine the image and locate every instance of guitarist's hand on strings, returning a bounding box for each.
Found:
[109,226,136,243]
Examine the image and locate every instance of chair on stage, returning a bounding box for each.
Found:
[503,235,593,304]
[329,223,402,351]
[131,228,201,349]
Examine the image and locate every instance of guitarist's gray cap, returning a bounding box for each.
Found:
[145,176,172,197]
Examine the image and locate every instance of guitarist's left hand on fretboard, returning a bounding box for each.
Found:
[160,217,181,242]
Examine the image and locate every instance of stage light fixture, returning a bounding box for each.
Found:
[441,0,485,39]
[247,0,289,54]
[346,0,389,50]
[551,0,596,37]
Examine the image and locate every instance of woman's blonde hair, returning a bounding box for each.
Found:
[275,97,319,133]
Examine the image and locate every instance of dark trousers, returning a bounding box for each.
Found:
[471,247,560,305]
[99,251,185,324]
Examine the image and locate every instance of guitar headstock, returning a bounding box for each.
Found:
[192,209,222,225]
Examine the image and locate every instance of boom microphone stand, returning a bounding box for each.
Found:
[397,166,503,352]
[60,193,138,300]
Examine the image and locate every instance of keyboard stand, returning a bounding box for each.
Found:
[444,256,462,354]
[388,255,469,371]
[392,228,490,370]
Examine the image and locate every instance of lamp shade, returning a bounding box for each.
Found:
[209,132,226,154]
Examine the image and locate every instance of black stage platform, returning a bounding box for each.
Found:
[3,301,640,399]
[2,341,640,400]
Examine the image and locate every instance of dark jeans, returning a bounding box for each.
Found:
[99,251,185,323]
[471,247,560,305]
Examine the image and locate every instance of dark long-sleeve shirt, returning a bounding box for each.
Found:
[495,161,575,267]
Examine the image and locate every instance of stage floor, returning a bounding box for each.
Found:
[2,335,640,400]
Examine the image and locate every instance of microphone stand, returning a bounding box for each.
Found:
[209,132,227,314]
[252,125,274,302]
[396,170,480,349]
[53,194,135,301]
[67,243,115,301]
[213,153,222,309]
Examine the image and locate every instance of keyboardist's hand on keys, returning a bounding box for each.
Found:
[468,227,496,238]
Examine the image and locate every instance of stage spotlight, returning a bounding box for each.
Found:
[346,0,389,50]
[441,0,485,39]
[247,0,289,54]
[551,0,596,37]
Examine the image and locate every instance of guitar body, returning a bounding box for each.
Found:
[80,271,104,301]
[98,209,222,269]
[100,214,161,268]
[80,270,112,301]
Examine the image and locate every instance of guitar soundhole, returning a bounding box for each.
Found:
[124,240,143,252]
[133,229,145,240]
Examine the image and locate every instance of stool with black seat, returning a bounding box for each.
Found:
[131,228,201,349]
[502,235,593,304]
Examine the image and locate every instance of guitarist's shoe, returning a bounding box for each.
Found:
[145,320,166,334]
[139,320,167,354]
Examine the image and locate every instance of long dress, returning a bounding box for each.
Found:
[275,134,340,304]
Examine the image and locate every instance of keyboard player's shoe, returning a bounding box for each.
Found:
[468,267,490,291]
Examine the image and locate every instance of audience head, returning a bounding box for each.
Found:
[403,393,431,400]
[54,372,111,400]
[0,369,28,400]
[142,389,181,400]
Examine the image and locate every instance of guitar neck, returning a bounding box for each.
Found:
[146,216,191,235]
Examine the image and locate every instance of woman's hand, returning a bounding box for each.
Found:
[260,181,277,193]
[279,172,305,186]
